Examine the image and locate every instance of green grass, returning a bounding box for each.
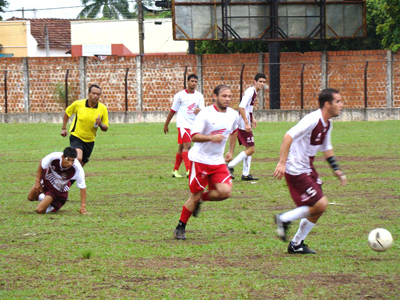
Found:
[0,121,399,299]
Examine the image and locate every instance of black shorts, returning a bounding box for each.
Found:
[70,135,94,164]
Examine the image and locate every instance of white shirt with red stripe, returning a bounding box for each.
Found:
[189,105,239,165]
[285,109,333,175]
[171,89,205,129]
[238,86,257,130]
[41,152,86,191]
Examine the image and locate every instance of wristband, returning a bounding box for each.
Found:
[327,156,340,171]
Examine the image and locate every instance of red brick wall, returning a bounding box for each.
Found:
[0,50,397,114]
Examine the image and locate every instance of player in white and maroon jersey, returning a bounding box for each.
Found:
[228,73,266,181]
[27,147,89,214]
[273,88,347,254]
[173,85,239,240]
[164,74,205,178]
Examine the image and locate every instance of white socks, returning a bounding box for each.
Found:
[242,155,252,176]
[292,218,316,245]
[280,206,310,223]
[38,193,45,201]
[228,151,247,169]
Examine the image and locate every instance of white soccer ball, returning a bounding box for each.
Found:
[368,228,393,252]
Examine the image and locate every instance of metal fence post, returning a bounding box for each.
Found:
[4,70,7,113]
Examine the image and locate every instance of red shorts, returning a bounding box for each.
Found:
[178,128,191,144]
[188,161,232,194]
[284,171,323,207]
[40,169,69,211]
[238,129,255,146]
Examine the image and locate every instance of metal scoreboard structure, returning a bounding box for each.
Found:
[172,0,366,41]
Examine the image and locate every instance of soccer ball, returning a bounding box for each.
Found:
[368,228,393,252]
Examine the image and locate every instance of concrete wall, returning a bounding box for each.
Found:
[0,21,28,57]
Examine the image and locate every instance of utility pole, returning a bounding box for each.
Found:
[22,7,24,18]
[137,0,144,55]
[45,24,50,57]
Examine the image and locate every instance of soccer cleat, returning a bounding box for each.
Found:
[275,214,291,242]
[192,201,202,218]
[172,170,183,178]
[241,174,258,181]
[228,167,235,179]
[288,240,317,254]
[173,227,186,240]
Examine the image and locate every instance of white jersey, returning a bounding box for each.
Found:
[189,105,239,165]
[41,152,86,192]
[238,86,257,130]
[285,109,333,175]
[171,89,205,129]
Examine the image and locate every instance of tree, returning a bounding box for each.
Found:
[376,0,400,52]
[78,0,134,19]
[0,0,9,21]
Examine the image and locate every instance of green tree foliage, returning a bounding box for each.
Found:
[78,0,134,19]
[376,0,400,52]
[195,0,387,54]
[0,0,9,20]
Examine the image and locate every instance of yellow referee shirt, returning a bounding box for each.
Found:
[66,99,109,142]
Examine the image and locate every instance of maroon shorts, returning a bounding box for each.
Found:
[284,171,323,207]
[178,128,191,144]
[188,161,232,194]
[238,129,254,147]
[40,169,69,211]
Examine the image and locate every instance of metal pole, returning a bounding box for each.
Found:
[239,64,245,103]
[65,69,69,108]
[4,70,7,113]
[300,63,305,109]
[138,0,144,55]
[184,66,188,89]
[125,68,129,111]
[364,61,369,108]
[269,0,280,109]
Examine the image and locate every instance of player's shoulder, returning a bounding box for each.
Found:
[98,102,108,110]
[43,151,62,161]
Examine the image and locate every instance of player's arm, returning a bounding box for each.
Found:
[164,110,176,134]
[192,133,224,143]
[239,107,252,133]
[273,133,293,180]
[61,113,70,137]
[323,149,347,186]
[79,188,90,214]
[225,130,238,162]
[95,114,109,132]
[33,159,44,193]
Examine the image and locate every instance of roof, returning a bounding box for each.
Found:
[6,17,74,49]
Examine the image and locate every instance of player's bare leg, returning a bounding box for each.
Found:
[35,195,54,214]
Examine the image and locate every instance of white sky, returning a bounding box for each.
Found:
[2,0,99,20]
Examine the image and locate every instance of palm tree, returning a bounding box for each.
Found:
[78,0,135,19]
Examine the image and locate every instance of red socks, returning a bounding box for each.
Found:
[180,205,193,224]
[174,153,182,171]
[182,151,191,172]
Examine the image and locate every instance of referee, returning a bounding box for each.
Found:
[61,84,109,167]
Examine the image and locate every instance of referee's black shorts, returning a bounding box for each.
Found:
[69,135,94,164]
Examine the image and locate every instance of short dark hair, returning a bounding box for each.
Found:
[254,73,266,81]
[318,88,340,108]
[187,74,198,81]
[213,84,231,96]
[88,84,101,93]
[63,147,77,159]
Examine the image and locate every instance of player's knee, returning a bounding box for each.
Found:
[35,207,46,214]
[217,189,232,200]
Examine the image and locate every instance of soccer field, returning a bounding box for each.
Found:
[0,121,399,299]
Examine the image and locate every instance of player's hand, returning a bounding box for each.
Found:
[60,129,68,137]
[245,123,252,133]
[273,162,286,180]
[252,119,257,129]
[80,207,91,214]
[225,152,233,162]
[210,134,224,143]
[163,124,169,134]
[335,170,347,186]
[95,114,101,127]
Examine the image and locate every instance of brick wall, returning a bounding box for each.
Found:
[0,50,397,114]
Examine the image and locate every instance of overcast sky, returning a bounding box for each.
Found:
[2,0,96,20]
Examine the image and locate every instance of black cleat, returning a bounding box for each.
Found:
[228,167,235,179]
[192,201,202,218]
[173,227,186,240]
[241,174,258,181]
[288,240,316,254]
[275,214,291,242]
